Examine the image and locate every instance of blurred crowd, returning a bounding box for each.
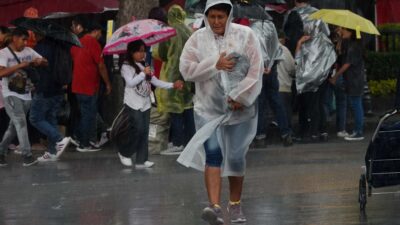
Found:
[0,0,371,168]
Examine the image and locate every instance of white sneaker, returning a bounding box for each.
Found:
[8,144,18,151]
[344,133,364,141]
[76,145,101,152]
[98,132,109,146]
[90,132,109,148]
[37,152,58,162]
[70,137,79,147]
[160,145,184,155]
[135,161,154,169]
[56,137,71,157]
[337,131,349,138]
[118,152,132,167]
[255,134,266,140]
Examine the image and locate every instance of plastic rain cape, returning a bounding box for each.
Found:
[154,5,194,114]
[250,19,283,70]
[293,5,336,93]
[177,0,264,177]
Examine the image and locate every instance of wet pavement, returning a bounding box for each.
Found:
[1,134,400,225]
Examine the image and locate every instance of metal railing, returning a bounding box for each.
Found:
[378,30,400,52]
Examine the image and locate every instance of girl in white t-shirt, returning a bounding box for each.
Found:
[117,40,183,168]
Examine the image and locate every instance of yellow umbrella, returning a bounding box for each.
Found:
[309,9,380,39]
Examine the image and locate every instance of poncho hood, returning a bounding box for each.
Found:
[204,0,233,38]
[167,4,186,26]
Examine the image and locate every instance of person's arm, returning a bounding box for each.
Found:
[295,35,311,55]
[329,63,350,85]
[98,62,112,95]
[150,76,173,89]
[228,29,264,108]
[121,64,146,87]
[179,34,221,82]
[0,62,29,78]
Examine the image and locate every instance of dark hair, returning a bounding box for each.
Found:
[11,28,29,37]
[295,0,310,3]
[0,26,10,35]
[125,40,146,74]
[148,7,167,23]
[87,21,104,32]
[205,3,231,16]
[72,16,87,28]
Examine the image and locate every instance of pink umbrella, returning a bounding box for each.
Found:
[103,19,177,55]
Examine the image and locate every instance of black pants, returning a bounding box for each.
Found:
[117,106,150,164]
[0,108,9,140]
[297,81,328,137]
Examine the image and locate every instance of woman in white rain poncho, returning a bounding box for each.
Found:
[178,0,263,223]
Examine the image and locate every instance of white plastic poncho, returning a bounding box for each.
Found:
[250,19,283,70]
[177,0,264,177]
[291,5,336,93]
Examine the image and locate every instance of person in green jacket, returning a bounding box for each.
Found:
[155,5,195,155]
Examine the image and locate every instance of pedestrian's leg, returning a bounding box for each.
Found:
[204,131,223,205]
[0,108,10,139]
[266,71,290,137]
[309,91,321,137]
[318,82,329,135]
[29,94,63,154]
[280,92,293,129]
[202,132,224,224]
[183,108,195,146]
[228,176,244,202]
[349,96,364,136]
[205,166,222,205]
[0,119,17,156]
[256,75,268,137]
[3,97,32,156]
[135,109,150,164]
[76,94,97,147]
[170,112,184,147]
[334,80,347,132]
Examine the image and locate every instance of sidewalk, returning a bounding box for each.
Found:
[257,105,396,146]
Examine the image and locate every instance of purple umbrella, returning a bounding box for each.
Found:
[103,19,176,55]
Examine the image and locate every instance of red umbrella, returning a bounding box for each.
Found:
[0,0,118,25]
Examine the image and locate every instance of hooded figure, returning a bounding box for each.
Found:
[155,5,194,114]
[178,1,263,223]
[250,19,283,70]
[285,3,336,93]
[178,0,263,177]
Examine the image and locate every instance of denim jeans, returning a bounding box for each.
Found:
[257,65,291,137]
[348,96,364,136]
[204,130,223,167]
[0,96,31,156]
[333,78,347,132]
[29,93,64,154]
[170,108,195,147]
[75,94,97,147]
[117,106,150,164]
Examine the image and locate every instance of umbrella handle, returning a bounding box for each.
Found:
[356,26,361,39]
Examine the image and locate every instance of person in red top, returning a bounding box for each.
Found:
[70,23,112,152]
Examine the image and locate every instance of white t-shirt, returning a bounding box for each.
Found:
[121,63,173,112]
[0,47,42,101]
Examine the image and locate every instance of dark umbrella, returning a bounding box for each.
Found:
[186,0,272,20]
[233,2,272,20]
[254,0,286,4]
[11,17,81,47]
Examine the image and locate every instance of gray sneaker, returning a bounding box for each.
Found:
[227,203,246,223]
[201,206,224,225]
